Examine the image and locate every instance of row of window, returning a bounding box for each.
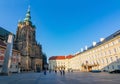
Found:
[87,56,119,65]
[85,48,118,57]
[0,56,19,63]
[107,64,120,70]
[81,39,120,56]
[57,62,65,65]
[83,47,120,60]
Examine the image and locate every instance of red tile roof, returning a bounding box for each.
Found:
[49,55,73,60]
[66,55,73,59]
[56,56,65,60]
[49,56,65,60]
[49,56,55,60]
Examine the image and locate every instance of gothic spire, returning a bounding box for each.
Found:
[24,6,31,22]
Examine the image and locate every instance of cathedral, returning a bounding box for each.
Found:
[14,7,43,71]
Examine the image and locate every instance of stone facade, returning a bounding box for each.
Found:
[15,7,43,71]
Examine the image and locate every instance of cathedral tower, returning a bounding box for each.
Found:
[15,7,43,71]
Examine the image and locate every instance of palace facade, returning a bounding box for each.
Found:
[49,30,120,72]
[49,55,73,71]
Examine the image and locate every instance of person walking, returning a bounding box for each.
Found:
[49,69,51,73]
[63,69,65,76]
[55,70,57,74]
[60,70,62,75]
[44,70,47,75]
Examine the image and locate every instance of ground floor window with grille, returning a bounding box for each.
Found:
[117,65,120,69]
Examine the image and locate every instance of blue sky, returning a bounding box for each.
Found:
[0,0,120,59]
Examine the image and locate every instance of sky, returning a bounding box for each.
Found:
[0,0,120,59]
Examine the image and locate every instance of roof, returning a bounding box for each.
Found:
[49,56,65,60]
[0,27,15,42]
[88,30,120,50]
[49,55,73,60]
[49,30,120,59]
[66,55,73,59]
[0,27,11,41]
[75,30,120,55]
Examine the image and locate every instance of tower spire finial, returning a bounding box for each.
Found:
[28,5,30,12]
[24,6,31,22]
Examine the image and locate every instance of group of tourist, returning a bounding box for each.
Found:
[54,69,65,75]
[43,69,66,76]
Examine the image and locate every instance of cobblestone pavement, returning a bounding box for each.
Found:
[0,71,120,84]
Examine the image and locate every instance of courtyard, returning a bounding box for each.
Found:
[0,71,120,84]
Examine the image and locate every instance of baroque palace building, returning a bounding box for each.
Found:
[49,55,73,71]
[49,30,120,72]
[14,7,43,71]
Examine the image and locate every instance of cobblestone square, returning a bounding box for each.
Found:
[0,72,120,84]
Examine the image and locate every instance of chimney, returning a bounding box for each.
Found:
[100,38,104,42]
[81,48,83,52]
[93,42,96,46]
[85,45,88,50]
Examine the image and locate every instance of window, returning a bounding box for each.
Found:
[96,60,99,65]
[104,51,107,55]
[109,50,111,55]
[102,59,104,63]
[118,39,120,43]
[114,48,117,53]
[109,42,114,46]
[117,65,120,69]
[116,56,119,63]
[106,58,109,63]
[110,57,113,62]
[115,40,118,44]
[112,65,114,69]
[101,52,103,56]
[112,42,114,45]
[10,65,12,68]
[16,65,18,68]
[119,47,120,51]
[98,59,101,63]
[102,52,105,56]
[102,46,104,49]
[99,48,101,51]
[101,47,103,50]
[105,44,108,48]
